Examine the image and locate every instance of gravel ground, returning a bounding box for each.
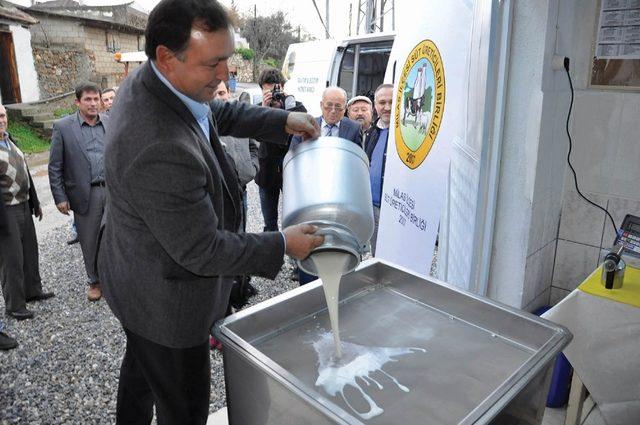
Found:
[0,181,436,424]
[0,182,299,424]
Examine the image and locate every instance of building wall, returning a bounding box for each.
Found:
[550,0,640,303]
[29,16,89,97]
[487,0,583,312]
[83,26,143,88]
[30,15,84,48]
[7,24,40,102]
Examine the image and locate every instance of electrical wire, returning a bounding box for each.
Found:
[564,62,618,235]
[311,0,331,38]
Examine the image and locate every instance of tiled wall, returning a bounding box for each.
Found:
[551,91,640,304]
[541,0,640,307]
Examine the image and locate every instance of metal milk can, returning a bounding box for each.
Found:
[283,137,374,275]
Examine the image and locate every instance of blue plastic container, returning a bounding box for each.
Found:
[533,306,573,408]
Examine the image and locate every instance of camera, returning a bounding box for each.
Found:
[270,84,287,107]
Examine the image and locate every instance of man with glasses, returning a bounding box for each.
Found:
[290,86,361,149]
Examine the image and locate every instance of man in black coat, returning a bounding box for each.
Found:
[253,68,307,231]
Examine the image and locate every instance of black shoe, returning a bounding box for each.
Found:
[67,237,79,245]
[6,307,34,320]
[0,331,18,350]
[244,282,258,297]
[26,292,55,303]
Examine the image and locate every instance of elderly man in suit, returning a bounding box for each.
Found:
[97,1,323,423]
[0,104,54,323]
[49,83,109,302]
[290,86,362,149]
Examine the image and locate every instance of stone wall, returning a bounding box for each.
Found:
[32,46,92,98]
[228,54,279,83]
[29,15,144,96]
[228,54,253,82]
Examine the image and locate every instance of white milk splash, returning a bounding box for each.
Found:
[313,332,427,420]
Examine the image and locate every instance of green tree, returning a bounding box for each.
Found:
[422,86,433,112]
[240,11,298,80]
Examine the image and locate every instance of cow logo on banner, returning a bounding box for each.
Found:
[395,40,445,170]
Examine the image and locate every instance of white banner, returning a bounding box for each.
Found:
[376,0,474,274]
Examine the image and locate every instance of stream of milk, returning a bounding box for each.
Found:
[311,251,351,358]
[310,251,427,420]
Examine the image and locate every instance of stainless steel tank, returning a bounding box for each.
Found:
[283,137,374,275]
[216,259,573,425]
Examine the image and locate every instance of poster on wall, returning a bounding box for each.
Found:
[375,0,474,275]
[596,0,640,59]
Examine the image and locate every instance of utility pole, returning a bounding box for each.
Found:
[356,0,363,35]
[325,0,330,39]
[348,3,352,37]
[391,0,395,30]
[365,0,375,34]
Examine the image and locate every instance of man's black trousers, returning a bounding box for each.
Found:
[116,328,210,425]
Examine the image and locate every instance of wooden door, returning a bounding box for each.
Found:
[0,31,22,104]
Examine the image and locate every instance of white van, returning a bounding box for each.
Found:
[282,32,395,116]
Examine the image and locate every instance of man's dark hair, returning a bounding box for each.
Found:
[258,68,286,88]
[75,82,101,100]
[145,0,231,60]
[102,88,116,96]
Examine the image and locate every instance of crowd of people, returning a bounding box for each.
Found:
[0,0,395,422]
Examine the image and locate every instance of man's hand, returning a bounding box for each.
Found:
[283,223,325,260]
[261,91,273,107]
[36,207,43,221]
[285,112,320,141]
[56,202,70,215]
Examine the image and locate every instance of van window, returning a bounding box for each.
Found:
[356,41,393,99]
[338,46,356,98]
[337,41,393,100]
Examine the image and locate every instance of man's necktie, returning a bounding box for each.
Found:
[324,124,335,137]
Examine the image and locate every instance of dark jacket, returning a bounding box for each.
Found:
[254,101,306,190]
[98,61,290,348]
[290,116,362,149]
[49,112,109,215]
[219,135,259,189]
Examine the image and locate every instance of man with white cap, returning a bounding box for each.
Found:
[347,95,373,147]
